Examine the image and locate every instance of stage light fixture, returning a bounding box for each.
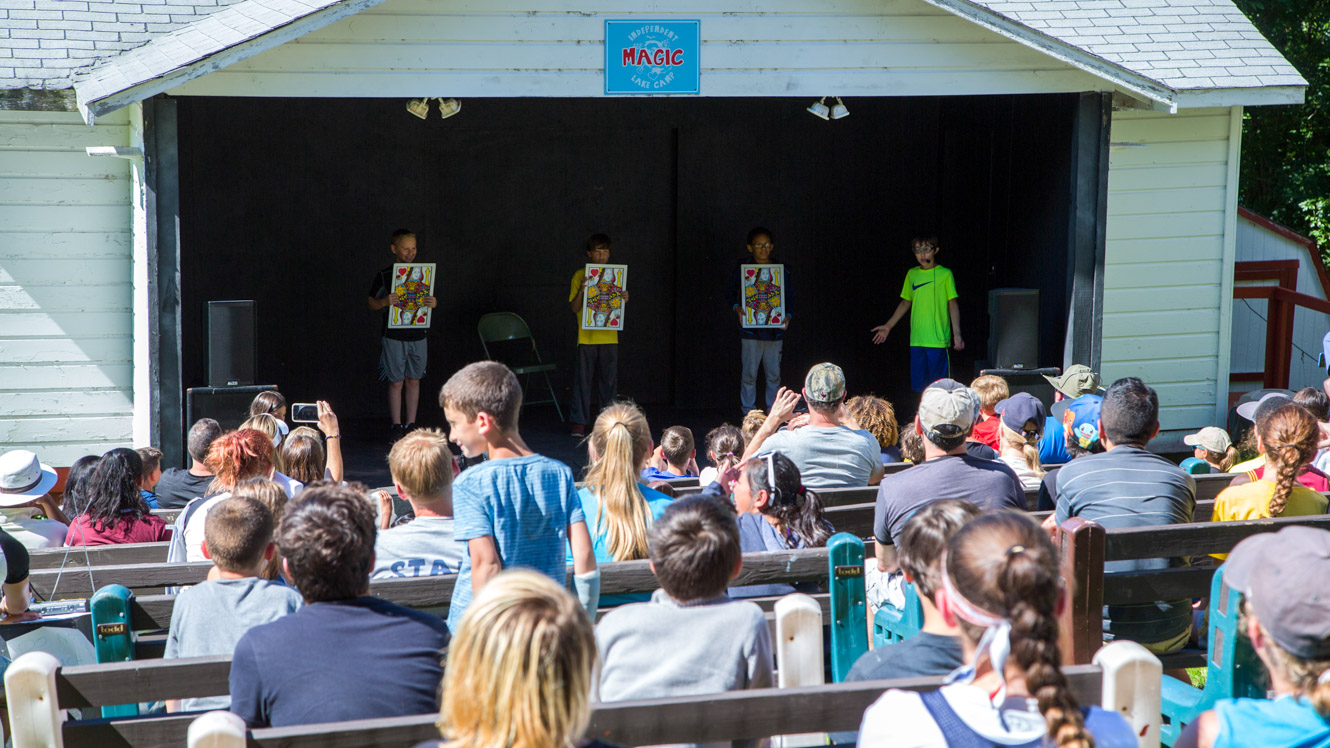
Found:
[406,98,430,119]
[437,98,461,119]
[830,97,849,120]
[806,97,830,120]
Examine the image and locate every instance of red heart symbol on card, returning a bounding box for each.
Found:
[589,269,599,276]
[746,269,755,277]
[398,269,407,276]
[610,319,619,327]
[770,314,781,323]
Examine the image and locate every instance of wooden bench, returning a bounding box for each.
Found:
[9,655,1121,748]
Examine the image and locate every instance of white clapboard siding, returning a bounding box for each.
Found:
[0,109,135,466]
[168,0,1109,98]
[1102,107,1238,435]
[1230,213,1330,393]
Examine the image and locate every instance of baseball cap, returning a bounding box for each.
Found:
[1236,392,1293,423]
[1183,426,1232,454]
[995,392,1048,437]
[804,363,846,403]
[1061,394,1102,450]
[1043,365,1104,400]
[0,449,58,507]
[1225,526,1330,660]
[918,378,981,441]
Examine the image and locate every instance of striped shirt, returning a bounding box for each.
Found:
[1055,446,1196,645]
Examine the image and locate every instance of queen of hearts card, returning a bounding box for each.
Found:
[388,263,437,329]
[740,264,785,329]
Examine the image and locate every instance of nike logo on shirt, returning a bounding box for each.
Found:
[911,281,933,291]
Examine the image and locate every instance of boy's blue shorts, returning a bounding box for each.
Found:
[910,346,950,392]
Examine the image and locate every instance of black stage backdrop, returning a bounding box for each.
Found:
[177,95,1074,423]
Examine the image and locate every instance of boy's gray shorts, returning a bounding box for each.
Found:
[379,337,427,382]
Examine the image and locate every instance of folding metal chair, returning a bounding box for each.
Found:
[477,312,563,421]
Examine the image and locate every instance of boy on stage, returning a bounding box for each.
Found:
[727,227,789,415]
[871,236,964,392]
[568,233,626,438]
[367,228,437,442]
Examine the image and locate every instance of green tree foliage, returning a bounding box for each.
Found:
[1232,0,1330,249]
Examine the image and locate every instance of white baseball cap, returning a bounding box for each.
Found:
[0,450,58,507]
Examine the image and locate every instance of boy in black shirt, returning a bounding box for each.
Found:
[367,229,437,441]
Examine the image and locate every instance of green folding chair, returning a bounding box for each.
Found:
[477,313,563,421]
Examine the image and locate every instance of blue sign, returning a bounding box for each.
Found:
[604,20,700,95]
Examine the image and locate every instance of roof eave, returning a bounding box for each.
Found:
[1173,85,1306,109]
[74,0,387,125]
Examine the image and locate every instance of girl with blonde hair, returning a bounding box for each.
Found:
[569,402,672,605]
[415,570,603,748]
[239,413,304,496]
[993,393,1046,491]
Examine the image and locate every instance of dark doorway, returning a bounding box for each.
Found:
[176,95,1082,426]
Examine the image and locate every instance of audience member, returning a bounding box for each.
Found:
[164,495,301,713]
[844,395,902,464]
[228,483,450,728]
[698,424,744,488]
[1212,404,1327,549]
[899,426,924,464]
[596,495,774,717]
[741,409,765,443]
[642,425,698,481]
[0,527,39,623]
[0,449,69,549]
[858,511,1135,747]
[280,434,325,485]
[66,448,169,546]
[569,403,671,606]
[1293,386,1330,475]
[414,570,607,748]
[1051,377,1195,654]
[967,374,1008,451]
[993,393,1046,490]
[1184,426,1237,473]
[1227,392,1330,491]
[154,418,223,509]
[744,363,883,488]
[872,378,1024,574]
[57,454,98,524]
[231,478,288,583]
[371,429,461,580]
[248,389,288,422]
[136,446,163,509]
[1178,527,1330,748]
[172,429,276,563]
[440,361,598,631]
[1035,393,1103,511]
[1039,364,1103,465]
[848,500,979,683]
[240,413,302,496]
[707,451,831,598]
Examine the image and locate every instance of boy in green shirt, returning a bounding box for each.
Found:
[871,236,964,392]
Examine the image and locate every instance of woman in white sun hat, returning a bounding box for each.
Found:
[1184,426,1238,473]
[0,450,53,622]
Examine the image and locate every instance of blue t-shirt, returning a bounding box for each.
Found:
[640,466,693,482]
[1038,415,1073,464]
[447,454,585,632]
[1214,695,1330,748]
[140,489,159,509]
[228,596,449,728]
[567,483,672,606]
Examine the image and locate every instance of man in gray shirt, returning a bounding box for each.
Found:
[872,378,1025,573]
[1052,376,1195,653]
[164,496,302,712]
[372,429,462,579]
[743,362,883,488]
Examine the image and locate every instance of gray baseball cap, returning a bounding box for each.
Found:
[918,378,980,441]
[1225,526,1330,660]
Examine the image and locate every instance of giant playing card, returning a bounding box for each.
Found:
[741,263,785,329]
[387,263,437,329]
[581,264,628,331]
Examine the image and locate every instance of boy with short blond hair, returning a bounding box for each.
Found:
[968,374,1009,451]
[642,425,697,481]
[596,495,774,707]
[440,361,598,631]
[136,446,163,509]
[165,496,302,713]
[371,429,461,579]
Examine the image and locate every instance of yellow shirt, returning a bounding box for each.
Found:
[1228,456,1264,474]
[570,269,618,346]
[1211,479,1328,559]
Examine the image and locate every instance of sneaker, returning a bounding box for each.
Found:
[569,423,585,438]
[390,424,407,443]
[404,422,417,433]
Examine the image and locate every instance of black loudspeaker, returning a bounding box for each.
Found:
[207,300,256,386]
[185,385,278,438]
[988,288,1040,370]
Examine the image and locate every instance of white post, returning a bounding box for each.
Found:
[773,594,824,748]
[187,711,247,748]
[1094,640,1162,748]
[5,651,64,748]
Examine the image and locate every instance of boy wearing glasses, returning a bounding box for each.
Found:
[871,237,964,392]
[727,226,790,415]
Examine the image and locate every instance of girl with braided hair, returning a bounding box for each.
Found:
[567,402,672,605]
[858,511,1135,748]
[1213,404,1327,556]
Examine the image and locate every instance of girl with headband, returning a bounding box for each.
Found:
[857,511,1135,747]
